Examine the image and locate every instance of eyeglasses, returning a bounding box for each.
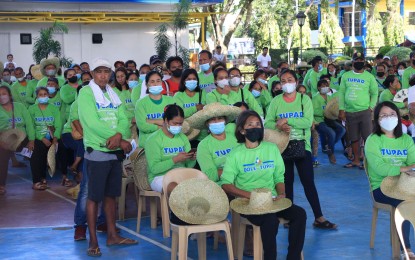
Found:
[379,113,397,120]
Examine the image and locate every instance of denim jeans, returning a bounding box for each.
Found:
[316,121,346,152]
[74,159,105,228]
[61,133,84,172]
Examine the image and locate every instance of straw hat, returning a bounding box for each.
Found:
[324,97,339,120]
[399,108,409,117]
[380,171,415,200]
[295,61,312,69]
[30,64,43,81]
[66,184,80,200]
[169,178,229,225]
[40,57,60,76]
[187,103,241,130]
[230,188,292,215]
[0,129,26,151]
[130,148,152,191]
[182,120,200,141]
[47,143,57,177]
[264,129,290,153]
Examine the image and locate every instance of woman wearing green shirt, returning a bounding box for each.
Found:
[248,80,272,116]
[28,87,61,190]
[206,68,237,105]
[379,75,406,109]
[60,68,79,123]
[326,63,340,91]
[118,70,139,138]
[365,101,415,256]
[265,69,337,229]
[144,104,196,192]
[135,71,174,148]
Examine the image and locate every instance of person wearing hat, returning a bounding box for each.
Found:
[36,57,65,88]
[339,52,378,169]
[144,104,196,192]
[11,67,37,108]
[198,50,215,93]
[365,101,415,257]
[221,109,306,260]
[402,51,415,89]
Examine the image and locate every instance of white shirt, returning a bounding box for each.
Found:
[257,54,271,68]
[408,86,415,105]
[213,53,225,62]
[4,61,17,69]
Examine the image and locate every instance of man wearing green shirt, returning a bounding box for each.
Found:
[308,57,325,96]
[339,52,378,168]
[402,51,415,89]
[11,67,37,108]
[375,63,388,95]
[198,50,215,93]
[36,57,65,88]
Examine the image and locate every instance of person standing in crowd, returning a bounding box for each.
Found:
[371,54,384,76]
[308,56,325,96]
[265,69,337,229]
[165,56,184,96]
[256,47,275,75]
[11,67,37,108]
[198,50,215,92]
[78,58,137,257]
[213,45,227,63]
[36,57,65,88]
[375,63,388,95]
[327,63,340,91]
[60,68,80,123]
[80,62,90,72]
[4,54,17,69]
[402,51,415,89]
[397,62,407,83]
[339,52,378,169]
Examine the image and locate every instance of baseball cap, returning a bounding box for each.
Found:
[149,55,162,65]
[352,52,365,61]
[383,56,391,60]
[91,58,112,71]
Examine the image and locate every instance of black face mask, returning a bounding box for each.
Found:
[68,75,78,83]
[245,128,263,142]
[172,69,183,78]
[376,72,385,78]
[354,62,365,71]
[273,89,283,97]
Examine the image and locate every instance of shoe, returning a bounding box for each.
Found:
[74,226,87,241]
[313,160,320,167]
[97,223,120,233]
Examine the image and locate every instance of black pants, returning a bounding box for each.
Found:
[284,151,323,219]
[57,138,72,176]
[0,146,12,186]
[243,204,306,260]
[30,140,49,184]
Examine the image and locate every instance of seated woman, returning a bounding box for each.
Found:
[221,110,306,260]
[365,101,415,258]
[379,75,406,109]
[248,80,272,117]
[206,68,238,106]
[144,104,196,193]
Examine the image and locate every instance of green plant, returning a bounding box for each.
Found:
[301,50,328,62]
[378,46,393,55]
[334,56,352,61]
[385,47,412,61]
[318,11,345,54]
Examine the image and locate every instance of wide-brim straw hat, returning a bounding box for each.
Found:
[324,97,339,120]
[182,120,200,141]
[40,57,60,76]
[169,178,229,225]
[230,188,292,215]
[30,64,43,81]
[380,171,415,200]
[264,129,290,153]
[187,103,241,130]
[295,61,312,69]
[0,129,26,151]
[130,148,151,191]
[47,143,57,177]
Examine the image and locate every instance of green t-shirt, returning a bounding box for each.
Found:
[264,93,313,152]
[267,75,280,92]
[220,141,285,196]
[330,75,340,91]
[230,88,264,117]
[302,69,313,92]
[196,123,238,183]
[135,95,174,148]
[379,89,405,109]
[119,89,135,122]
[145,128,195,183]
[28,103,62,140]
[25,79,40,106]
[0,102,35,140]
[131,85,142,106]
[36,76,66,88]
[253,89,272,115]
[62,99,79,134]
[78,86,129,152]
[309,70,324,96]
[375,77,386,95]
[365,133,415,190]
[198,71,215,92]
[312,94,335,124]
[402,66,415,89]
[11,80,37,108]
[173,90,206,118]
[60,84,78,122]
[206,89,237,106]
[338,71,378,112]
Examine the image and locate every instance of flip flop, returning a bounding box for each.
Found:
[106,238,138,247]
[344,162,363,169]
[87,247,102,257]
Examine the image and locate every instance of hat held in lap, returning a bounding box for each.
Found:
[381,171,415,200]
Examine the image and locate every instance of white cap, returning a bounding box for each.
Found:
[91,58,112,71]
[384,56,391,60]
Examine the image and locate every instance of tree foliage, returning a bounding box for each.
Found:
[384,0,404,46]
[385,47,412,61]
[288,16,312,50]
[318,10,344,53]
[365,7,385,48]
[302,49,328,62]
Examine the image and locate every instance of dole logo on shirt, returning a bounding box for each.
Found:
[164,146,185,154]
[243,157,274,173]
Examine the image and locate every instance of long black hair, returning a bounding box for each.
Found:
[373,101,402,138]
[163,104,184,121]
[235,110,264,143]
[178,69,200,92]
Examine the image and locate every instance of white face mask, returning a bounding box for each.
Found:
[216,79,229,89]
[320,87,330,94]
[282,82,296,94]
[398,69,404,76]
[379,116,398,131]
[230,77,241,87]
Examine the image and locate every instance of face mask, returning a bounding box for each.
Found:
[398,69,404,76]
[282,82,297,94]
[149,85,163,95]
[2,76,10,82]
[209,121,226,135]
[128,80,139,89]
[47,86,56,94]
[46,70,56,76]
[251,89,261,98]
[10,76,16,82]
[168,125,182,135]
[354,62,365,71]
[245,128,263,142]
[200,63,211,72]
[76,73,81,80]
[216,79,229,89]
[17,77,25,82]
[0,95,10,105]
[258,78,267,85]
[68,75,78,83]
[379,116,398,131]
[230,77,241,87]
[185,80,198,91]
[273,89,283,96]
[320,87,330,94]
[318,64,323,71]
[172,69,183,78]
[377,72,385,78]
[329,70,336,75]
[139,74,146,81]
[38,97,49,104]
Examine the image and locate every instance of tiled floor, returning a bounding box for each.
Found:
[0,146,413,260]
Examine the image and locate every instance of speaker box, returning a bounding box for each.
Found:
[20,33,32,45]
[92,34,103,44]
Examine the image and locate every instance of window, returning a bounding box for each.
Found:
[342,11,362,36]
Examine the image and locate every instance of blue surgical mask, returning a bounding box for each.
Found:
[185,80,198,91]
[209,121,225,135]
[47,86,56,94]
[251,89,261,98]
[149,85,163,95]
[76,73,81,80]
[128,80,139,89]
[168,125,182,135]
[38,97,49,104]
[200,63,210,72]
[258,78,267,85]
[139,74,146,81]
[318,64,323,71]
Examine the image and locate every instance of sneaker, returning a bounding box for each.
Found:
[74,226,87,241]
[313,160,320,167]
[96,223,121,233]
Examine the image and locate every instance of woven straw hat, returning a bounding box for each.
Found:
[47,143,57,177]
[0,129,26,151]
[264,129,290,153]
[324,97,339,120]
[295,61,312,69]
[130,148,152,191]
[230,188,292,215]
[169,178,229,224]
[40,57,60,76]
[30,64,43,81]
[380,171,415,200]
[399,108,409,117]
[187,103,241,130]
[66,184,80,200]
[182,120,200,141]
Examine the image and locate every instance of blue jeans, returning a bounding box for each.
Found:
[316,121,346,153]
[373,188,411,249]
[62,133,84,172]
[74,160,105,228]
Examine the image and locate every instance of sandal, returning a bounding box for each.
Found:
[41,179,49,189]
[32,182,47,191]
[87,247,102,257]
[313,220,337,230]
[62,178,73,187]
[344,162,364,170]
